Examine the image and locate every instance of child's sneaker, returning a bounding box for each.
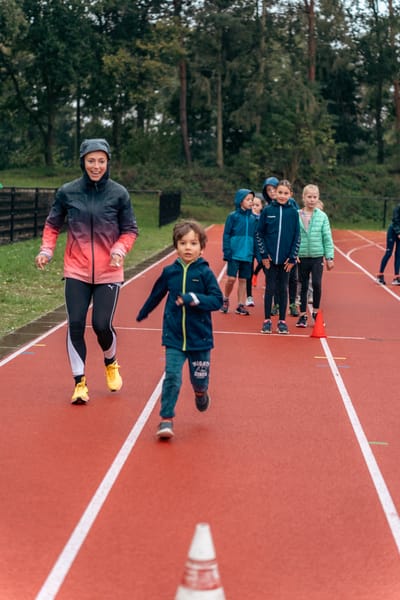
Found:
[296,314,308,328]
[271,303,279,316]
[156,420,174,439]
[391,277,400,285]
[260,319,272,334]
[289,303,299,317]
[235,304,250,315]
[195,391,210,412]
[277,320,289,334]
[245,296,255,307]
[71,376,89,405]
[312,312,326,325]
[220,297,229,313]
[376,274,386,285]
[105,360,123,391]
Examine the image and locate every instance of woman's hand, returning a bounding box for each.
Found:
[35,253,50,270]
[110,253,124,267]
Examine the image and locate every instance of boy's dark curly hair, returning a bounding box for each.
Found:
[172,220,207,250]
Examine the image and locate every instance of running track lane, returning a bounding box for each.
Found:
[0,226,399,599]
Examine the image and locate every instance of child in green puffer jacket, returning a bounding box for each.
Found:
[296,184,334,328]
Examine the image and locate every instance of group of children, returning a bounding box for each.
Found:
[136,177,335,439]
[220,178,334,334]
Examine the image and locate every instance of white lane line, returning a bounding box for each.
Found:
[0,321,67,368]
[334,237,400,301]
[320,336,400,554]
[35,233,224,598]
[35,375,164,600]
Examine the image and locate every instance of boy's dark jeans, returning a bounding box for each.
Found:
[160,347,211,418]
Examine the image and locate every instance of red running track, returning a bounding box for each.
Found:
[0,225,399,599]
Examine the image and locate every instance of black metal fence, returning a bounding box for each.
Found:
[0,187,182,244]
[0,187,55,244]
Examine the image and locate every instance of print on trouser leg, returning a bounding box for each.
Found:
[188,350,211,394]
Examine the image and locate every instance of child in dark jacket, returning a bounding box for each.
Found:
[376,203,400,285]
[256,179,300,334]
[136,220,223,439]
[221,188,257,315]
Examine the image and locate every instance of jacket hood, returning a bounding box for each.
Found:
[262,177,279,201]
[234,188,254,208]
[79,138,111,159]
[79,138,111,183]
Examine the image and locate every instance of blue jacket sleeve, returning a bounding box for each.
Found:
[136,270,168,321]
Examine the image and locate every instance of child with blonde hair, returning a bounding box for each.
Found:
[296,184,334,328]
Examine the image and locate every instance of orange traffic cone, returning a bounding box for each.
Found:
[311,310,326,338]
[175,523,226,599]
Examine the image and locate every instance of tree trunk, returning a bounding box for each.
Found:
[75,81,81,160]
[255,0,267,135]
[388,0,400,144]
[44,111,55,167]
[216,69,224,169]
[376,82,384,164]
[304,0,316,83]
[179,58,192,165]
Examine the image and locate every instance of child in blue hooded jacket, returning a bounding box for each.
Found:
[221,189,257,315]
[136,220,223,439]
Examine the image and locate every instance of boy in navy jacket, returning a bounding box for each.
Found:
[256,180,300,334]
[136,220,223,439]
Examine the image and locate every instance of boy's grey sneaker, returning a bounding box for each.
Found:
[277,320,289,334]
[156,420,174,439]
[220,297,229,313]
[391,277,400,285]
[245,296,255,307]
[235,304,250,315]
[261,319,272,334]
[195,391,210,412]
[296,314,308,327]
[376,275,386,285]
[289,303,299,317]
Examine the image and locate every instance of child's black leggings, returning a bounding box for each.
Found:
[64,278,121,377]
[298,257,324,312]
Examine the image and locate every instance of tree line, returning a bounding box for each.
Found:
[0,0,399,183]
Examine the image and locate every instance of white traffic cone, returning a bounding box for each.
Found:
[175,523,226,599]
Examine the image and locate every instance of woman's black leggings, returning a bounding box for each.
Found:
[64,278,121,377]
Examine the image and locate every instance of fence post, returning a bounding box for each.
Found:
[382,197,387,229]
[158,191,181,227]
[34,188,39,237]
[10,187,16,243]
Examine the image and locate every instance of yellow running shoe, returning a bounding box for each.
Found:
[105,361,123,392]
[71,376,89,405]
